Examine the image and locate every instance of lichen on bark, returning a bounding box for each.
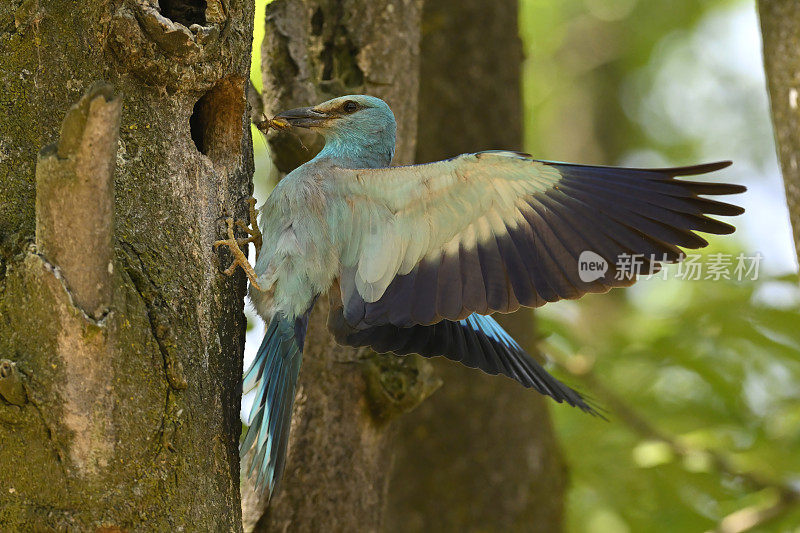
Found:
[0,0,255,529]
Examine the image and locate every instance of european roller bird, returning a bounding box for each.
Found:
[213,94,745,497]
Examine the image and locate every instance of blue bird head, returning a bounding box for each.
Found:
[273,95,396,167]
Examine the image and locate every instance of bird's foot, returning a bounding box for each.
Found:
[214,216,263,291]
[235,197,263,256]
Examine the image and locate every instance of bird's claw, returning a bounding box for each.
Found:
[214,216,263,291]
[235,197,263,255]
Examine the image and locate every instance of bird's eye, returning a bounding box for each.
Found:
[342,100,358,113]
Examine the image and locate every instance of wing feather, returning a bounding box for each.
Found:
[328,153,744,329]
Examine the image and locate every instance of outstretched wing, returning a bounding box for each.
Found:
[328,152,745,329]
[328,299,598,415]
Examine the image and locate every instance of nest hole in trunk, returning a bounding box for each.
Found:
[190,77,246,169]
[159,0,207,26]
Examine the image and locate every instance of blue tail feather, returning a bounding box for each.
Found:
[241,312,307,497]
[243,317,280,391]
[251,357,284,480]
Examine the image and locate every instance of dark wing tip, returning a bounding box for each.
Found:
[550,382,607,419]
[539,159,733,175]
[580,395,609,421]
[672,180,746,198]
[656,161,746,196]
[710,220,738,235]
[540,159,744,193]
[653,160,732,176]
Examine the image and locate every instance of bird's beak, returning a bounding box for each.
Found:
[272,106,331,129]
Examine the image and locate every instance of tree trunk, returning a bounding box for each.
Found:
[758,0,800,265]
[246,1,431,531]
[384,0,568,530]
[0,0,253,529]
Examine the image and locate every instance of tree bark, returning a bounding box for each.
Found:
[246,1,431,531]
[0,0,253,529]
[384,0,568,531]
[758,1,800,266]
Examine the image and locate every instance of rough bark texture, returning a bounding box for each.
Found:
[0,0,254,529]
[246,1,429,531]
[758,0,800,266]
[261,0,421,172]
[384,0,568,530]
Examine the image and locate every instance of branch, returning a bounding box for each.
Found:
[711,489,800,533]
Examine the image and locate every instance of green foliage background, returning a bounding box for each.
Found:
[520,1,800,531]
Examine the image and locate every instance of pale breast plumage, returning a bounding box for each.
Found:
[253,163,339,318]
